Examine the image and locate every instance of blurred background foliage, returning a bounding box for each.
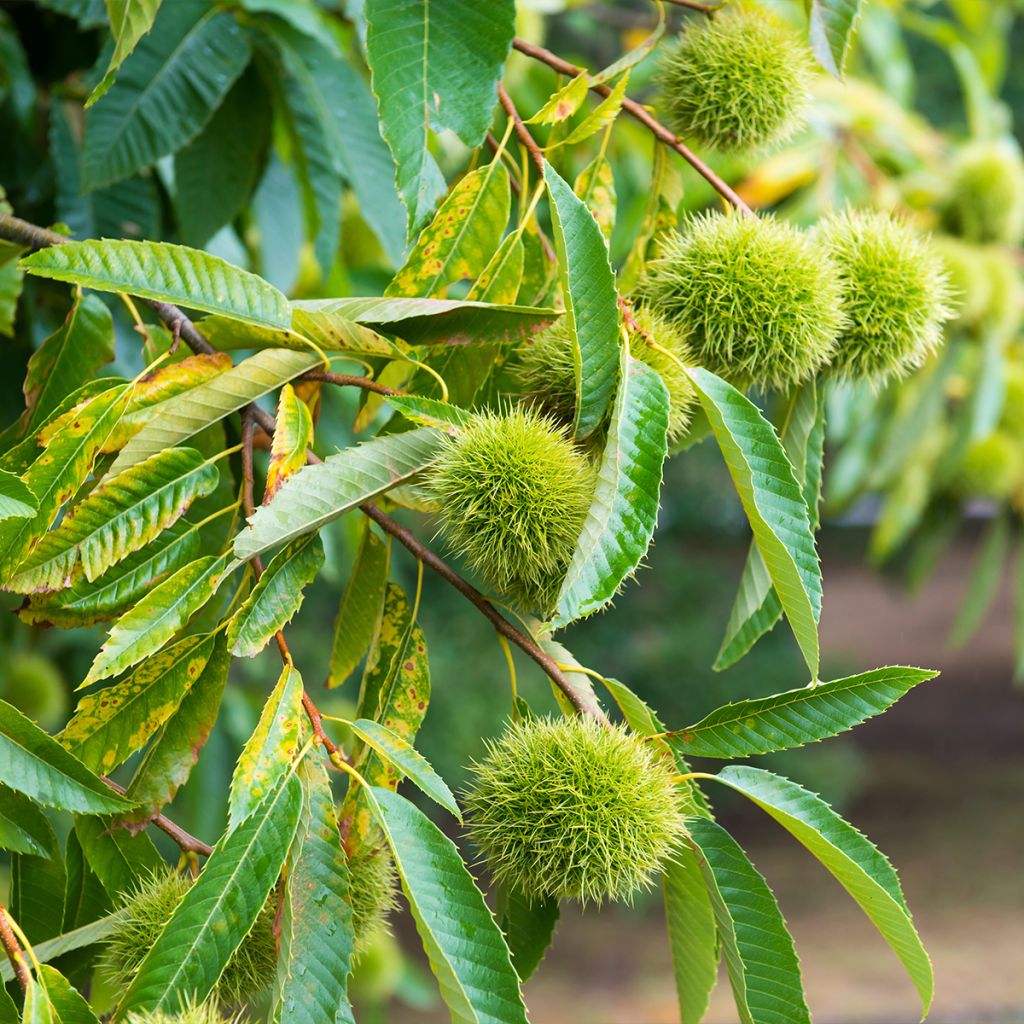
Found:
[2,0,1024,1018]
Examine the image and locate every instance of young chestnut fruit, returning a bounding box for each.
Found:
[346,832,400,959]
[124,1000,231,1024]
[953,432,1024,501]
[101,868,277,1006]
[427,407,594,613]
[657,3,813,153]
[2,651,67,729]
[816,209,953,384]
[464,716,686,905]
[515,306,697,444]
[639,212,845,392]
[942,139,1024,246]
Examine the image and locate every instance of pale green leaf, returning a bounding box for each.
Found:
[63,633,216,772]
[0,914,124,985]
[82,0,251,188]
[367,785,529,1024]
[388,159,510,298]
[7,447,218,594]
[561,72,629,147]
[0,700,129,814]
[711,765,933,1016]
[82,552,229,685]
[328,524,389,688]
[228,663,304,830]
[118,775,303,1015]
[108,349,320,475]
[87,0,164,107]
[525,73,589,125]
[21,239,291,330]
[351,718,459,820]
[387,395,474,429]
[668,666,938,759]
[364,0,514,232]
[544,161,620,439]
[805,0,864,78]
[690,368,822,679]
[37,965,101,1024]
[0,468,36,520]
[228,533,324,657]
[689,817,810,1024]
[234,428,443,561]
[555,352,668,626]
[949,512,1009,649]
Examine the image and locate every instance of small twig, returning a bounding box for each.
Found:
[498,82,546,178]
[663,0,719,14]
[101,777,214,857]
[299,369,402,397]
[510,38,754,216]
[485,130,523,197]
[0,905,30,991]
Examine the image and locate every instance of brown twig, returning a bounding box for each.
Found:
[498,82,546,178]
[511,38,754,216]
[0,905,30,991]
[299,369,402,397]
[101,777,214,857]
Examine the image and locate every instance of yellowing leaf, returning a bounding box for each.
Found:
[265,383,314,502]
[526,73,589,125]
[562,72,629,147]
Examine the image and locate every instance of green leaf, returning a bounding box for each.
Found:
[0,386,130,582]
[328,523,389,688]
[562,72,629,147]
[387,395,474,429]
[804,0,864,78]
[367,785,529,1024]
[0,468,36,520]
[7,447,218,594]
[364,0,514,232]
[0,700,129,814]
[0,786,57,857]
[0,914,124,985]
[690,367,822,679]
[526,73,589,125]
[668,666,938,759]
[274,757,355,1024]
[63,633,216,773]
[265,383,314,501]
[22,977,56,1024]
[228,533,322,657]
[228,663,304,830]
[351,719,459,820]
[466,232,524,304]
[711,765,933,1016]
[36,965,101,1024]
[543,161,620,439]
[574,155,616,243]
[88,0,164,107]
[18,516,203,628]
[715,381,826,671]
[664,845,718,1024]
[82,552,228,686]
[388,159,510,298]
[554,351,668,626]
[234,428,443,561]
[292,295,556,347]
[73,815,163,900]
[119,633,229,829]
[497,887,559,983]
[949,512,1009,649]
[0,254,21,338]
[109,349,320,474]
[118,774,303,1016]
[21,239,291,330]
[11,846,67,945]
[689,817,810,1024]
[82,0,251,188]
[173,65,271,246]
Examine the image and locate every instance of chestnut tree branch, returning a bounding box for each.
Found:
[101,777,214,857]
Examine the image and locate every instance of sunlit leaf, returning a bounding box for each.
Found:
[265,383,313,502]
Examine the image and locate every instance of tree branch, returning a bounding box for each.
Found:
[498,82,546,178]
[0,905,30,991]
[510,38,754,216]
[299,369,402,397]
[101,777,214,858]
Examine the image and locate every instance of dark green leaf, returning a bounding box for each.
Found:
[367,785,529,1024]
[118,775,303,1015]
[0,786,56,857]
[664,845,717,1024]
[497,887,559,983]
[73,815,164,901]
[689,817,810,1024]
[543,161,620,439]
[668,666,938,758]
[0,254,21,338]
[83,0,252,188]
[11,850,67,944]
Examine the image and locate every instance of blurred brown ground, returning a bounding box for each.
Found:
[390,534,1024,1024]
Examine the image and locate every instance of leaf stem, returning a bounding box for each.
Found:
[0,905,30,991]
[498,82,546,177]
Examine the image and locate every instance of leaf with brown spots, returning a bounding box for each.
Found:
[466,231,524,304]
[574,155,617,244]
[264,383,314,502]
[227,661,304,830]
[60,632,216,774]
[525,73,589,126]
[386,158,511,299]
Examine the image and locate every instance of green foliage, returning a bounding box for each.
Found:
[2,652,67,729]
[817,209,954,383]
[640,213,845,392]
[942,139,1024,245]
[658,5,814,153]
[953,431,1024,499]
[429,407,594,613]
[464,717,686,905]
